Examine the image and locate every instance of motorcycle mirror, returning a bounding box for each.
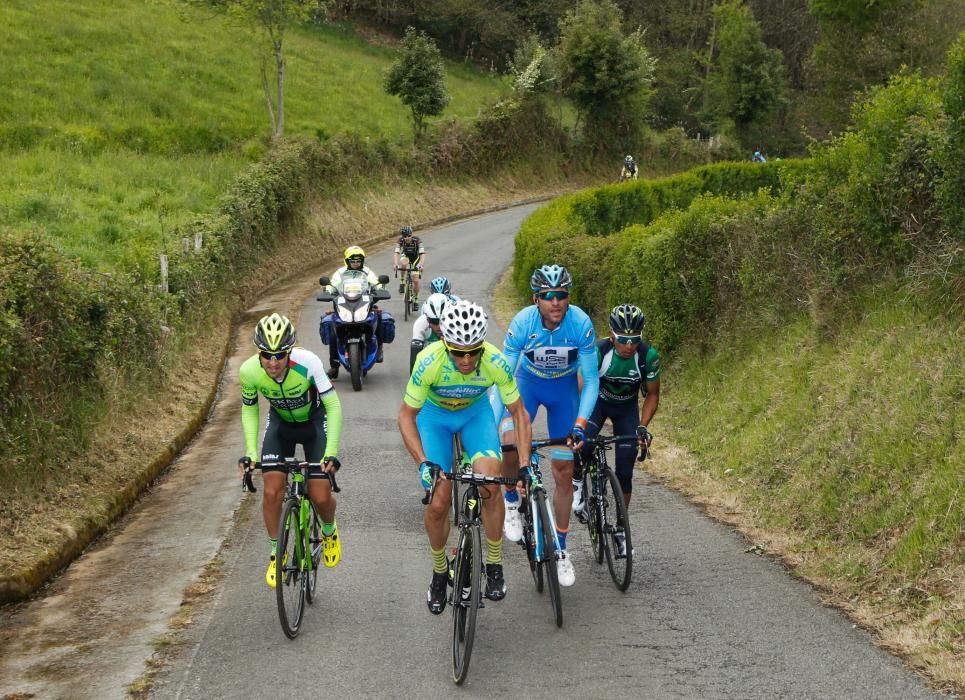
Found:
[319,276,330,286]
[378,274,390,285]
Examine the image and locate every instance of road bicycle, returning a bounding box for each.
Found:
[396,265,419,321]
[577,434,643,591]
[425,459,517,684]
[503,437,569,627]
[252,458,340,639]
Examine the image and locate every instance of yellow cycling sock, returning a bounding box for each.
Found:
[431,546,448,574]
[486,537,502,565]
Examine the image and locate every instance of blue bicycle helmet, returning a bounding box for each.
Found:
[429,276,451,295]
[529,264,573,292]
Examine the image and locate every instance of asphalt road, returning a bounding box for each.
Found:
[0,205,943,699]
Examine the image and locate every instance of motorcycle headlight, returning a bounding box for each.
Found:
[338,306,354,323]
[353,307,369,322]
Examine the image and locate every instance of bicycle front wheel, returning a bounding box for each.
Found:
[276,498,306,638]
[403,279,411,321]
[535,490,563,627]
[522,495,543,592]
[451,524,481,685]
[602,469,633,591]
[305,502,321,605]
[584,471,604,564]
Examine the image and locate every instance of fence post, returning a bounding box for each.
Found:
[159,254,169,294]
[194,231,203,252]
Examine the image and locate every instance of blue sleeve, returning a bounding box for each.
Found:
[491,311,525,421]
[575,316,599,422]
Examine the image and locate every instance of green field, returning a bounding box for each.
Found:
[0,0,506,272]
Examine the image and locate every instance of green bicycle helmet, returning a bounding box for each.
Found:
[254,313,296,353]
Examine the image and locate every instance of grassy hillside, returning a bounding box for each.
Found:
[0,0,505,271]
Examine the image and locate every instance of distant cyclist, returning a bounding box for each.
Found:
[752,150,767,163]
[324,245,387,378]
[393,225,426,303]
[238,313,343,588]
[620,155,638,181]
[494,264,599,587]
[398,300,533,614]
[409,292,449,372]
[573,304,660,556]
[428,275,460,302]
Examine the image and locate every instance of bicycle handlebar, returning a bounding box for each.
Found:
[500,437,569,453]
[257,459,341,492]
[422,464,517,505]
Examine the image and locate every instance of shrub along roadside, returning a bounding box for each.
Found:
[508,40,963,686]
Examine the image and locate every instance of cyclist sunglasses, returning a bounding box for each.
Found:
[614,333,642,345]
[260,350,289,361]
[537,290,569,301]
[447,344,484,358]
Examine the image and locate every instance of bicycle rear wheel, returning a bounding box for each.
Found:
[276,498,306,638]
[535,490,563,627]
[451,524,481,685]
[584,471,604,564]
[305,502,321,605]
[602,469,633,591]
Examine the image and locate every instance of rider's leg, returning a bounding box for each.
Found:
[611,401,640,509]
[304,409,336,523]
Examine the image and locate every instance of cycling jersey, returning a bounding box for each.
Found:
[597,339,661,404]
[239,347,342,462]
[405,341,519,412]
[395,235,425,262]
[405,341,520,479]
[411,315,441,343]
[499,304,599,423]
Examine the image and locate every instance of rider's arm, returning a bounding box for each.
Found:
[640,345,661,427]
[417,240,425,268]
[575,318,599,424]
[411,315,430,341]
[239,357,262,461]
[505,397,532,467]
[320,390,342,457]
[328,268,342,292]
[397,402,428,465]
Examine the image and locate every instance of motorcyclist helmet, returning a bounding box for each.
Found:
[529,264,573,292]
[344,245,365,267]
[429,276,451,295]
[608,303,645,334]
[440,300,488,347]
[422,293,449,324]
[254,313,296,353]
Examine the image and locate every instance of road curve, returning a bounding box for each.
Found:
[0,205,941,699]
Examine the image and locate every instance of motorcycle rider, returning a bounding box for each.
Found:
[324,246,387,379]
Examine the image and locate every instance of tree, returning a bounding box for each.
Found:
[701,1,786,138]
[384,27,451,140]
[556,0,657,148]
[185,0,318,138]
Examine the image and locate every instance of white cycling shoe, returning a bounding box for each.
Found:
[503,500,523,542]
[556,550,576,587]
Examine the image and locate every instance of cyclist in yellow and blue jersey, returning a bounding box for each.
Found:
[238,314,343,588]
[398,300,532,614]
[493,264,599,587]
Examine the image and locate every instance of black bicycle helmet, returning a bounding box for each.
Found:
[608,304,645,334]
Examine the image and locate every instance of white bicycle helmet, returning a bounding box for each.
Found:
[440,300,488,347]
[422,293,449,322]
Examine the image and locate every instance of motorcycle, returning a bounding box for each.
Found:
[317,271,394,392]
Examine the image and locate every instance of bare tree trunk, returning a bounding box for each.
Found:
[261,58,277,135]
[274,38,285,137]
[702,4,717,115]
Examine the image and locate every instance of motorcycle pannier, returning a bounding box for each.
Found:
[379,311,396,344]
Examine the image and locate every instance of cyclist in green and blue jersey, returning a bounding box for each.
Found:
[398,300,533,614]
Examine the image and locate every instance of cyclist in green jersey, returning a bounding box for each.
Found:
[238,314,344,588]
[398,300,533,613]
[574,304,659,556]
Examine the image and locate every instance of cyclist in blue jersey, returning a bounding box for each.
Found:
[493,264,599,587]
[399,300,533,613]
